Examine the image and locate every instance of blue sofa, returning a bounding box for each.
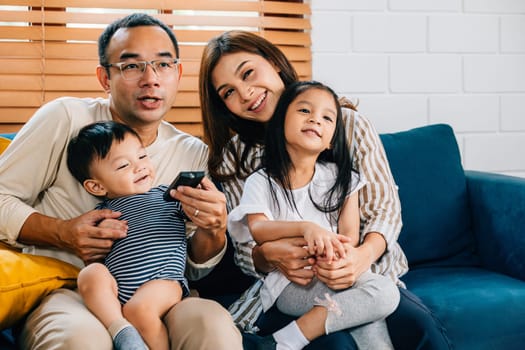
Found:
[197,123,525,349]
[2,124,525,349]
[380,124,525,349]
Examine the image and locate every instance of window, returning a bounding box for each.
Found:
[0,1,311,137]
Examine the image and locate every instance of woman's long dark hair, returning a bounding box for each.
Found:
[199,31,298,182]
[263,81,354,222]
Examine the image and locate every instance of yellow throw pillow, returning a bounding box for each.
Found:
[0,245,80,330]
[0,136,10,155]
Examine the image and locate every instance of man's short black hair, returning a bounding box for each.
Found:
[98,13,180,68]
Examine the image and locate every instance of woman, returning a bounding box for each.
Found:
[229,81,399,349]
[199,30,449,350]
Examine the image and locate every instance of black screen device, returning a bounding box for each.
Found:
[163,171,205,202]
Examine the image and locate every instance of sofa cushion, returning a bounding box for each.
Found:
[467,171,525,281]
[1,132,79,332]
[403,267,525,350]
[0,245,79,330]
[380,124,476,267]
[0,133,14,154]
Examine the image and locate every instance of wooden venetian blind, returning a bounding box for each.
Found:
[0,0,311,137]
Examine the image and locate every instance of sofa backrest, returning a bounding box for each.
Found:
[380,124,477,268]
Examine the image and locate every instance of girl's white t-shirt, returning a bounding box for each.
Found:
[228,162,365,310]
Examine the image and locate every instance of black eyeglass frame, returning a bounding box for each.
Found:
[103,58,180,80]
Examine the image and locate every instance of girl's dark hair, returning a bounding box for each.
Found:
[199,30,299,182]
[263,81,354,222]
[98,13,180,75]
[67,121,141,184]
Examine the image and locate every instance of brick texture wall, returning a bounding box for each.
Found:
[311,0,525,177]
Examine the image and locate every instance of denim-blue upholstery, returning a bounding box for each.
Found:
[207,124,525,349]
[2,125,525,349]
[0,133,15,140]
[381,124,525,349]
[380,124,477,267]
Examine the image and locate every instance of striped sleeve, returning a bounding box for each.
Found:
[219,137,265,279]
[344,108,408,283]
[347,110,403,249]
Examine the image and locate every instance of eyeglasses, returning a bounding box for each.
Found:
[104,58,180,81]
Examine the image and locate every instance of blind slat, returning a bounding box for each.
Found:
[164,108,202,123]
[0,124,25,132]
[12,76,196,92]
[0,1,311,134]
[0,10,310,30]
[0,27,311,45]
[175,124,203,138]
[0,64,309,78]
[0,76,42,91]
[262,31,311,46]
[0,42,310,61]
[0,108,35,123]
[6,1,309,15]
[0,59,43,74]
[41,91,201,107]
[0,92,42,107]
[0,42,42,57]
[0,107,205,127]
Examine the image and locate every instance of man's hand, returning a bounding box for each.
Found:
[172,177,227,263]
[19,210,127,265]
[259,237,316,286]
[57,209,127,264]
[172,177,227,236]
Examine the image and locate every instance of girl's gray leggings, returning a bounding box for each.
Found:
[276,271,400,349]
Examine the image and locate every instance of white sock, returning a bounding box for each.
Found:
[108,318,132,339]
[273,321,310,350]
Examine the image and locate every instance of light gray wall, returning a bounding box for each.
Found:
[310,0,525,177]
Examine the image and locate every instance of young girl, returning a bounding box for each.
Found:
[228,81,400,350]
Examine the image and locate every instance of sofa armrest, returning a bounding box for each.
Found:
[466,170,525,281]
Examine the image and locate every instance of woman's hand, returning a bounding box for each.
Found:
[258,237,316,286]
[313,236,375,290]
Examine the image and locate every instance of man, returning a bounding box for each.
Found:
[0,13,241,349]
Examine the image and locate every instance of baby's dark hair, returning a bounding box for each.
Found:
[67,121,141,184]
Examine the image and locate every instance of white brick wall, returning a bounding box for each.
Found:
[311,0,525,177]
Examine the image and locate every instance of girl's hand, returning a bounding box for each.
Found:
[302,222,346,263]
[313,237,373,290]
